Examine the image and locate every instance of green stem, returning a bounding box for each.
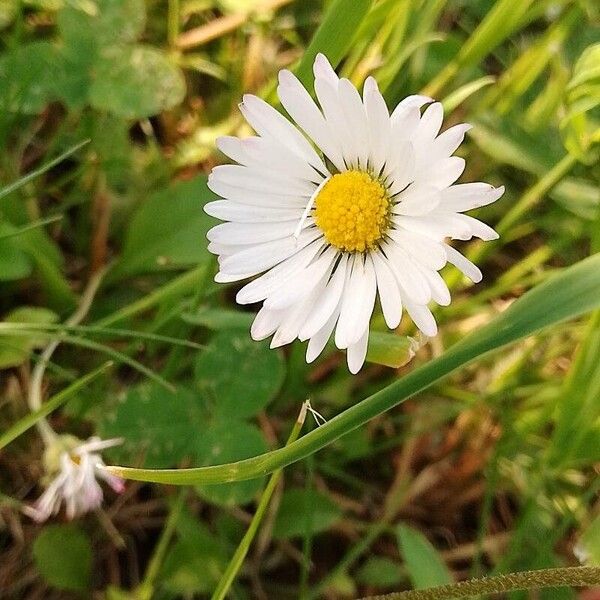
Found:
[167,0,180,48]
[358,566,600,600]
[210,404,308,600]
[95,266,205,328]
[0,362,113,450]
[136,489,187,600]
[106,253,600,486]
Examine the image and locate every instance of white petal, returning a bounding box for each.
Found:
[251,306,283,340]
[387,228,447,270]
[429,123,472,162]
[236,240,323,304]
[299,254,349,340]
[385,142,415,195]
[207,177,308,207]
[314,76,355,168]
[393,184,441,216]
[335,255,377,349]
[395,213,472,241]
[426,157,465,189]
[421,268,451,306]
[241,136,325,183]
[338,78,370,169]
[220,228,322,275]
[240,94,328,174]
[454,214,499,240]
[264,247,336,310]
[383,242,431,305]
[313,53,339,85]
[306,305,339,363]
[207,220,304,245]
[404,300,438,337]
[440,183,505,213]
[415,102,444,143]
[390,95,433,126]
[277,69,346,172]
[444,244,482,283]
[363,76,391,176]
[215,270,256,283]
[210,165,316,196]
[347,327,369,374]
[204,200,302,224]
[371,251,403,329]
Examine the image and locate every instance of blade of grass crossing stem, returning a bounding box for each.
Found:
[0,362,113,450]
[210,404,307,600]
[0,140,90,200]
[294,0,372,88]
[107,253,600,485]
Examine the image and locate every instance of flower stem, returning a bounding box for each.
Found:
[359,566,600,599]
[210,403,308,600]
[28,267,106,444]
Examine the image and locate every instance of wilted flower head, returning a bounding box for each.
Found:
[26,435,124,522]
[205,54,504,373]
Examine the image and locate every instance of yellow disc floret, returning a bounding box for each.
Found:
[314,171,390,252]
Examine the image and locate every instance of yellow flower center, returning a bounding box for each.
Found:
[314,171,390,252]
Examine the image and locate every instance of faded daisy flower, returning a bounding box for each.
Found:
[205,54,504,373]
[25,435,124,522]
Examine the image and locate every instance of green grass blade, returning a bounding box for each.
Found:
[0,362,113,450]
[107,253,600,485]
[294,0,373,88]
[0,140,90,200]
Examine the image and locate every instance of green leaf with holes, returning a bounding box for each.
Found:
[194,330,285,420]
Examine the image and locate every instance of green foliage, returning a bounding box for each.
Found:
[193,330,285,420]
[111,176,215,280]
[272,489,342,539]
[33,524,92,591]
[2,1,600,599]
[397,525,452,589]
[99,383,209,468]
[0,306,58,368]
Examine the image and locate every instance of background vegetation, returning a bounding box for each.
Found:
[0,0,599,598]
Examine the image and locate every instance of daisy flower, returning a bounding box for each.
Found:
[25,435,124,522]
[205,54,504,373]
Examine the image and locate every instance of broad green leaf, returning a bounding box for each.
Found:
[294,0,373,88]
[0,42,58,113]
[33,525,92,592]
[272,489,342,539]
[182,307,253,331]
[397,524,452,589]
[89,45,185,119]
[98,383,210,468]
[0,306,59,368]
[58,0,146,48]
[107,253,600,487]
[355,556,403,588]
[110,175,214,280]
[194,330,285,420]
[194,421,268,506]
[0,0,16,28]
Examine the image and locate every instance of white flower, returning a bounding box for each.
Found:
[205,54,504,373]
[25,435,124,522]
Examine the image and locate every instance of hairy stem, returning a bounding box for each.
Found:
[359,566,600,600]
